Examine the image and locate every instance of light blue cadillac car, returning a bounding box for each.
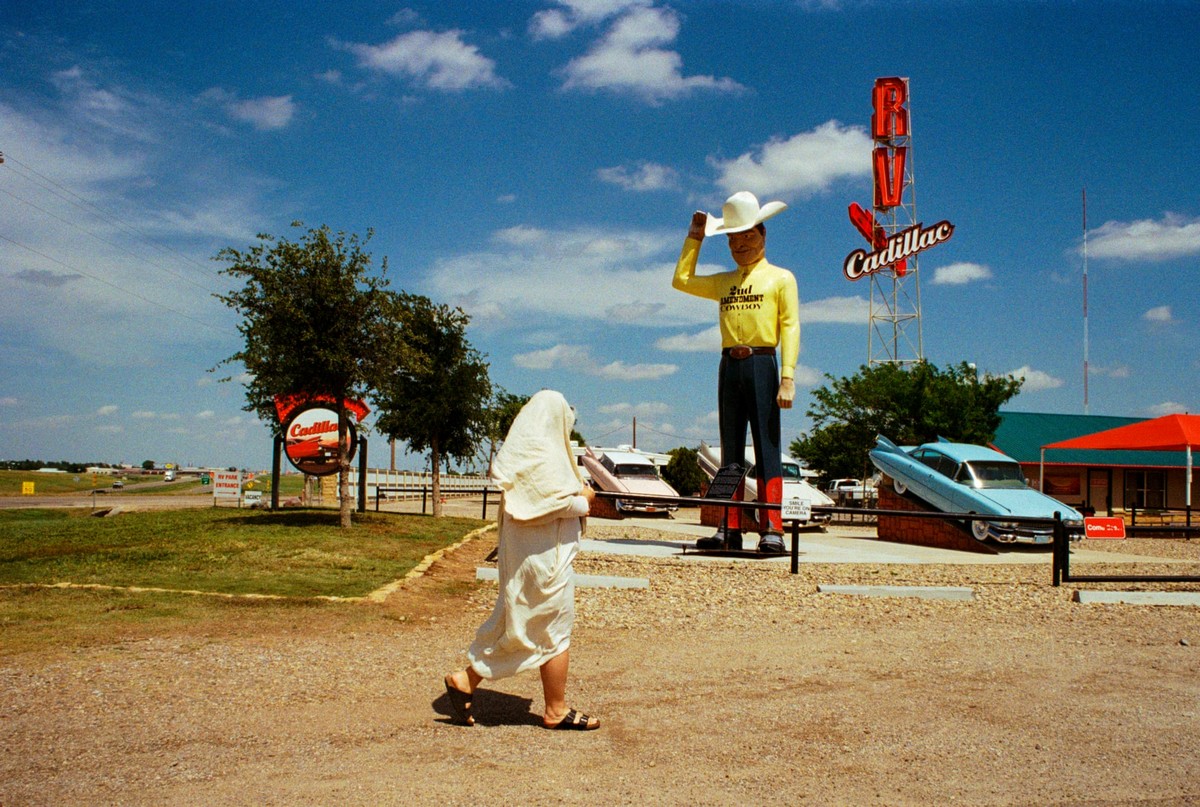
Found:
[869,435,1084,544]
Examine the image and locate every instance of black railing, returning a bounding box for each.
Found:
[592,491,1070,576]
[1052,512,1200,586]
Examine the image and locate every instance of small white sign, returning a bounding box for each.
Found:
[783,496,811,522]
[213,471,242,502]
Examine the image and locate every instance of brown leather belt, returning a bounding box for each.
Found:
[722,345,776,360]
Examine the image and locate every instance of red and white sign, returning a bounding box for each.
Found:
[1084,517,1127,540]
[213,470,242,502]
[844,77,954,282]
[283,405,357,477]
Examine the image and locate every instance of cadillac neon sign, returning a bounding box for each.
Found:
[844,220,954,280]
[844,77,954,281]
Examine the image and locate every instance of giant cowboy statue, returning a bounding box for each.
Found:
[673,191,800,554]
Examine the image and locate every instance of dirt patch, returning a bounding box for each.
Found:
[2,529,1199,805]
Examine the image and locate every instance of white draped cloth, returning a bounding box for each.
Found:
[468,391,589,679]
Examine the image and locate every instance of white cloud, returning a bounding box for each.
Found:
[1009,366,1063,392]
[607,301,666,322]
[656,325,721,353]
[425,224,711,328]
[1086,213,1200,262]
[97,405,119,416]
[931,262,992,286]
[596,161,678,191]
[1143,305,1174,323]
[513,343,676,381]
[792,364,823,387]
[801,295,870,324]
[1146,401,1189,417]
[531,0,655,39]
[227,95,296,130]
[711,121,872,197]
[560,6,743,103]
[344,30,507,91]
[597,401,670,416]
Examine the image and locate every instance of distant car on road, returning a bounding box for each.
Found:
[868,435,1084,544]
[111,480,124,489]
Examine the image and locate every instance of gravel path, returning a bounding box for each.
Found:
[2,522,1199,805]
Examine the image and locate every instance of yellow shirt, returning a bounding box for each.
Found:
[672,237,801,379]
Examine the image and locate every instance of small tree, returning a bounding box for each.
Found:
[663,446,707,496]
[141,460,155,471]
[215,223,388,527]
[791,361,1023,481]
[371,293,492,517]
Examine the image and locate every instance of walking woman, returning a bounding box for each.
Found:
[443,390,599,730]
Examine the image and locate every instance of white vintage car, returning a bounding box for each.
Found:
[697,442,832,527]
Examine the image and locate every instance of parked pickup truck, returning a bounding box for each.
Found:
[826,478,875,502]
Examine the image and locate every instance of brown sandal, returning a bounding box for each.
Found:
[547,709,599,731]
[443,676,474,726]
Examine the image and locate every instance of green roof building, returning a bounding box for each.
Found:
[993,411,1193,518]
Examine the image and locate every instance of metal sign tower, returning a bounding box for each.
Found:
[867,77,922,367]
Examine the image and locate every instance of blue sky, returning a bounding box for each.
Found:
[2,0,1198,472]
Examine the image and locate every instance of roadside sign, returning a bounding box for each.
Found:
[783,496,811,522]
[21,482,34,496]
[213,471,242,503]
[1084,517,1126,540]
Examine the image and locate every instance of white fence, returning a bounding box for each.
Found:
[347,469,496,503]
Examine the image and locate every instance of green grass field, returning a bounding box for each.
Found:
[0,507,487,655]
[0,469,307,497]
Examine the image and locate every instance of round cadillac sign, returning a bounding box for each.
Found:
[283,405,357,476]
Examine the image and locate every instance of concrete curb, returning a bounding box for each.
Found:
[1072,590,1200,607]
[475,567,649,590]
[365,523,497,603]
[817,584,976,601]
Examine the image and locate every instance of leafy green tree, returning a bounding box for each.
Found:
[663,446,706,496]
[371,293,492,517]
[478,389,529,471]
[790,361,1023,481]
[141,460,155,471]
[215,223,389,527]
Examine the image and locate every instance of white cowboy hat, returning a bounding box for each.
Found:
[704,191,788,237]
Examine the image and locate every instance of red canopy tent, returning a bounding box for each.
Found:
[1041,413,1199,508]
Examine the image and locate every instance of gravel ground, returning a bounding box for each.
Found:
[2,522,1199,806]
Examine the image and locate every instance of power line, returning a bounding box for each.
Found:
[0,184,221,295]
[2,152,221,281]
[0,231,230,335]
[0,148,235,336]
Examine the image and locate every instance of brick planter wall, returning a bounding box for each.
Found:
[695,480,759,528]
[591,495,622,520]
[876,478,998,555]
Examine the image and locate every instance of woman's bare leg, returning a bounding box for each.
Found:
[541,650,599,729]
[540,649,570,724]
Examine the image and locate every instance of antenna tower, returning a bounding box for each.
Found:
[1082,188,1090,414]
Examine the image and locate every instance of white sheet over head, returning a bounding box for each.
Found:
[490,390,584,521]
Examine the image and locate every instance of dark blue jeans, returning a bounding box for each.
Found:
[718,352,783,534]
